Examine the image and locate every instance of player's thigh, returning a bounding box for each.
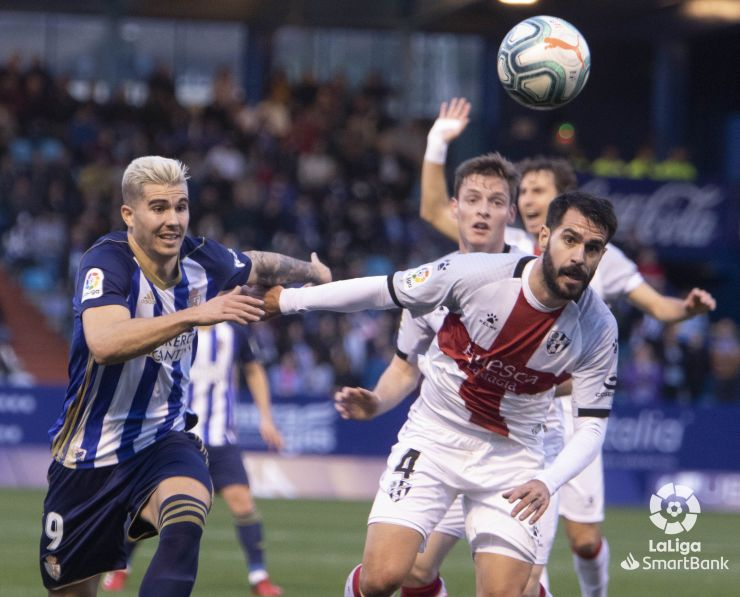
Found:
[474,552,531,597]
[522,564,545,597]
[410,530,460,583]
[465,490,541,567]
[363,522,424,583]
[533,491,559,566]
[369,440,458,546]
[132,432,213,533]
[40,461,130,591]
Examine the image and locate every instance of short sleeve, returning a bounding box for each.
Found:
[599,243,645,302]
[396,309,437,366]
[189,238,252,298]
[76,242,135,312]
[570,308,619,417]
[389,256,463,316]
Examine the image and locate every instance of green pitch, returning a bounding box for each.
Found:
[4,488,738,596]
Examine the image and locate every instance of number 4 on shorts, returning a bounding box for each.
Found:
[394,449,420,479]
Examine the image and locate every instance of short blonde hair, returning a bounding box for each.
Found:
[121,156,190,204]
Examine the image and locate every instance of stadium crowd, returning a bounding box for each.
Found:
[0,55,737,403]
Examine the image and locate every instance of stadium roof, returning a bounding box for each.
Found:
[1,0,738,40]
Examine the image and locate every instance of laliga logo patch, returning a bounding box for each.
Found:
[81,268,104,302]
[546,330,571,355]
[404,266,431,289]
[649,483,701,535]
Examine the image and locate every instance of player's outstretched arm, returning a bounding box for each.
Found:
[627,283,716,323]
[262,276,397,319]
[334,355,421,420]
[246,251,331,287]
[420,98,470,242]
[83,288,264,365]
[244,360,284,450]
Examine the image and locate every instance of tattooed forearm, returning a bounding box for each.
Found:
[246,251,319,285]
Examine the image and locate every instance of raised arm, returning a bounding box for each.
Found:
[419,98,470,242]
[334,355,421,420]
[627,283,716,323]
[245,250,331,287]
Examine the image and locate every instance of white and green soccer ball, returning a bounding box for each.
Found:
[497,15,591,110]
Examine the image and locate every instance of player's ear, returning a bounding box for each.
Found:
[450,198,460,220]
[538,224,550,252]
[121,202,133,227]
[507,201,516,225]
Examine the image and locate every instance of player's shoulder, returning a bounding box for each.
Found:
[602,241,635,268]
[504,226,535,254]
[577,287,618,334]
[81,231,134,266]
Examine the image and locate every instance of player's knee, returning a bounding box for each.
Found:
[360,565,406,597]
[571,535,603,559]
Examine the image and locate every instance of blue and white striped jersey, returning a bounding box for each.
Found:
[187,322,256,447]
[50,231,252,468]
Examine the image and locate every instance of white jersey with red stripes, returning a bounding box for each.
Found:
[389,252,618,451]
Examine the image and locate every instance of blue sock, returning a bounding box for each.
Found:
[139,494,209,597]
[235,510,266,574]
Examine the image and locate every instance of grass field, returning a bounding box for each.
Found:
[4,488,738,596]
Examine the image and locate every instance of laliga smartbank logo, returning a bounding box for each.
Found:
[620,483,729,572]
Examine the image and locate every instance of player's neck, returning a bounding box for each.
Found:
[459,238,505,254]
[528,258,570,309]
[127,233,181,289]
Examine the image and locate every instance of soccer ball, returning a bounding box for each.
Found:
[497,15,591,110]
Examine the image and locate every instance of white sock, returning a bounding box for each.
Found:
[344,564,363,597]
[573,537,609,597]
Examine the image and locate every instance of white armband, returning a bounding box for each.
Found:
[534,416,607,496]
[424,118,458,164]
[279,276,395,314]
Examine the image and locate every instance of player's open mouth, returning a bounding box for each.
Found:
[472,222,490,230]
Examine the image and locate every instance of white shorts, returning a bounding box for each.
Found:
[368,414,544,564]
[557,398,605,523]
[432,492,559,566]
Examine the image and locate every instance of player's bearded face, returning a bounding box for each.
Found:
[542,243,592,301]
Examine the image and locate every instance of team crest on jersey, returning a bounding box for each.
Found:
[81,268,104,302]
[73,447,87,462]
[546,330,571,355]
[404,266,431,289]
[187,288,202,307]
[44,555,61,580]
[479,312,499,331]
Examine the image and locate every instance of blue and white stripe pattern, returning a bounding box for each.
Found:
[50,231,251,468]
[187,322,255,447]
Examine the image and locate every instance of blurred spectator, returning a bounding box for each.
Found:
[709,319,740,403]
[625,143,656,179]
[653,146,698,181]
[622,340,663,405]
[591,144,626,178]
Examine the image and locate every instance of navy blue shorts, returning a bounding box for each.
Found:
[39,431,212,590]
[207,444,250,492]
